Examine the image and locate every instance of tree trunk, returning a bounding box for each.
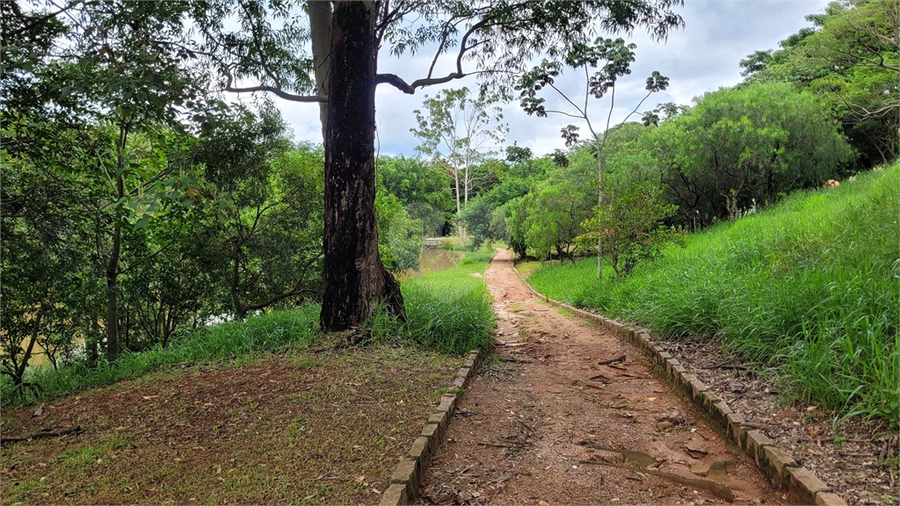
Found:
[307,0,331,137]
[596,154,604,279]
[87,307,99,366]
[463,163,469,208]
[320,1,404,332]
[451,154,461,214]
[14,304,43,383]
[105,173,124,361]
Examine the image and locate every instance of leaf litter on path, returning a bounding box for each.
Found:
[418,247,784,505]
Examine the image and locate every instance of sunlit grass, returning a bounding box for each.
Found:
[529,162,899,426]
[377,243,496,354]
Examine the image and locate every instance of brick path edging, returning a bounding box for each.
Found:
[380,348,484,506]
[510,264,847,506]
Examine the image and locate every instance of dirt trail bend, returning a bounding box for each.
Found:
[418,248,783,505]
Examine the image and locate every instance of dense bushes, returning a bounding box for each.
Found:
[1,247,496,406]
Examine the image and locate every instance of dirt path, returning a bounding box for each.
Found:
[418,248,784,505]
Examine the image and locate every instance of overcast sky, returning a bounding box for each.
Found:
[275,0,831,158]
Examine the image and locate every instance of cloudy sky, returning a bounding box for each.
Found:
[276,0,831,157]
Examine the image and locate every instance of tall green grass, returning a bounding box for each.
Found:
[530,163,899,426]
[1,304,322,406]
[378,244,496,354]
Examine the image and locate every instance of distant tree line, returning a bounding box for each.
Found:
[457,0,892,268]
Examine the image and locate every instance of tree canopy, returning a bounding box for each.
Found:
[740,0,898,166]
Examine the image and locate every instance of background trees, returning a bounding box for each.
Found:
[649,83,854,225]
[581,180,680,276]
[192,106,324,320]
[194,0,686,331]
[503,82,854,266]
[1,0,331,374]
[517,37,670,276]
[412,87,508,216]
[376,155,454,237]
[741,0,898,167]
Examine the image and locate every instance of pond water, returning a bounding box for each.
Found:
[401,246,463,279]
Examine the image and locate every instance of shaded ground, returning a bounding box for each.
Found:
[419,248,783,505]
[0,345,461,505]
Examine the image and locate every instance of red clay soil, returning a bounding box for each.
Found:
[419,248,785,505]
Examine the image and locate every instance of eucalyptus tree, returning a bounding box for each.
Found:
[411,87,508,216]
[196,0,685,332]
[516,38,671,278]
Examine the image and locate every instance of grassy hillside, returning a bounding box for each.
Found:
[529,162,899,425]
[2,248,495,407]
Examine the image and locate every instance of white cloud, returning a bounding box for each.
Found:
[278,0,830,157]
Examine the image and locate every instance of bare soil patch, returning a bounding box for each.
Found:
[419,248,783,505]
[667,339,899,506]
[1,345,461,505]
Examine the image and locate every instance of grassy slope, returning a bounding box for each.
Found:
[398,245,495,353]
[529,163,899,425]
[1,344,462,505]
[3,247,495,406]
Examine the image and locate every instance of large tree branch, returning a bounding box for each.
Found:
[223,70,323,102]
[425,15,465,79]
[237,0,282,88]
[376,68,507,94]
[376,10,506,95]
[375,72,464,94]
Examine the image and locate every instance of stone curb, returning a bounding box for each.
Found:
[380,348,485,506]
[510,263,846,506]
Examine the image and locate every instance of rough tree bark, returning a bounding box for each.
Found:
[320,1,404,332]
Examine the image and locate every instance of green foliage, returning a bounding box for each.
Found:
[581,180,681,276]
[530,162,900,426]
[1,305,322,407]
[517,35,669,161]
[518,149,597,260]
[193,105,323,319]
[503,197,530,259]
[377,155,453,236]
[412,87,508,214]
[456,198,497,249]
[742,0,899,166]
[649,82,854,226]
[376,189,423,272]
